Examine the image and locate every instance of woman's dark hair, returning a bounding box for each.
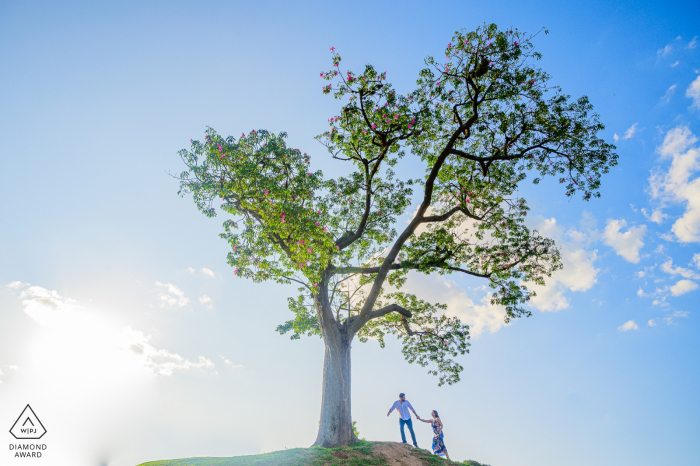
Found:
[432,410,439,418]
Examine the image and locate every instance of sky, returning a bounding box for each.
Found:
[0,1,699,465]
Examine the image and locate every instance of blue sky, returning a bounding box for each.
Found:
[0,1,699,465]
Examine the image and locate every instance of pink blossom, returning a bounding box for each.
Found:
[371,124,376,129]
[233,246,238,251]
[330,46,335,51]
[234,268,238,275]
[315,222,319,226]
[264,190,268,195]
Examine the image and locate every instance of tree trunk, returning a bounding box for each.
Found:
[312,333,357,447]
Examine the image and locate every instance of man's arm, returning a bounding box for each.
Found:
[387,401,397,417]
[408,401,419,418]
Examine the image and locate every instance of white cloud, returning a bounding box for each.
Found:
[17,284,81,326]
[8,365,18,370]
[652,297,668,306]
[661,84,677,103]
[7,280,29,289]
[670,61,680,68]
[124,327,215,376]
[663,310,690,325]
[219,355,244,369]
[527,217,599,311]
[658,44,673,58]
[641,207,667,224]
[199,294,213,308]
[687,76,700,109]
[689,36,698,49]
[403,274,507,337]
[649,126,700,243]
[155,281,190,307]
[623,123,638,140]
[201,267,215,277]
[618,320,639,331]
[613,133,619,142]
[648,319,657,327]
[187,267,195,273]
[603,219,646,263]
[528,281,570,312]
[637,287,647,297]
[693,253,700,268]
[669,279,698,296]
[661,259,700,279]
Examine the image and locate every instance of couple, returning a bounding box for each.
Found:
[387,392,450,459]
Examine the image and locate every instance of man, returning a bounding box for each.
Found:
[387,392,419,447]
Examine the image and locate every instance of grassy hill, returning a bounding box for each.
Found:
[136,441,490,466]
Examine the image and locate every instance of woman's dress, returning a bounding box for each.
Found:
[431,419,447,457]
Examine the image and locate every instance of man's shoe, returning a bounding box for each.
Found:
[413,444,418,448]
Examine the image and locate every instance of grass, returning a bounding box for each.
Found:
[136,440,464,466]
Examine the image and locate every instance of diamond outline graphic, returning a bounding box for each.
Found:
[10,405,46,440]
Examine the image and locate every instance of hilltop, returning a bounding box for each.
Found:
[136,441,490,466]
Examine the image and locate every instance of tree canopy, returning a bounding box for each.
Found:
[178,23,617,387]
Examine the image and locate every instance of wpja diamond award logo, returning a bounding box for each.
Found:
[8,405,47,458]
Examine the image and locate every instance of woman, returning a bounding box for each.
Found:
[417,410,450,459]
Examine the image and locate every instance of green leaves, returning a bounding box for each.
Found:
[179,129,336,285]
[276,295,322,340]
[359,293,470,386]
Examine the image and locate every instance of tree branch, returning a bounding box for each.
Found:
[348,88,483,335]
[343,303,412,329]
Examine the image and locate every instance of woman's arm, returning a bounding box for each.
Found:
[416,417,432,423]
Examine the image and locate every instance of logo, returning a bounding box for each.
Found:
[9,405,46,440]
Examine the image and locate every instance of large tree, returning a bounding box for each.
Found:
[177,24,617,447]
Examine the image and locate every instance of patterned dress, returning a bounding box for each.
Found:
[432,419,447,457]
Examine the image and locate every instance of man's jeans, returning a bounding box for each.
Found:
[399,417,417,446]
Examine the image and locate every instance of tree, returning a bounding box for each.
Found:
[177,24,617,448]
